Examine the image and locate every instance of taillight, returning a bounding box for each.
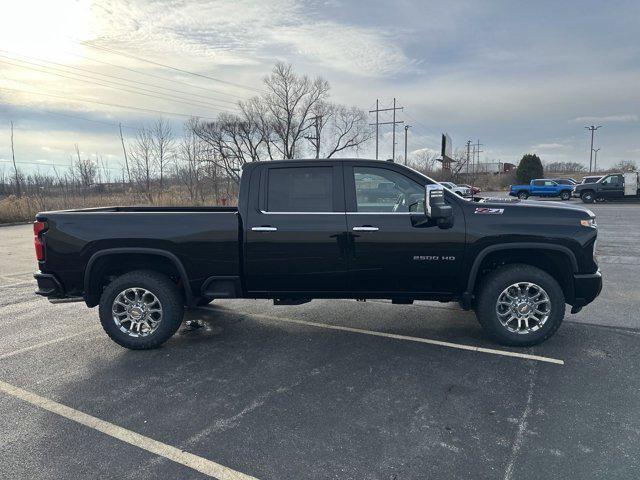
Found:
[33,220,47,261]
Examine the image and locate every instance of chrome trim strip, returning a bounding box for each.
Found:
[352,226,379,231]
[259,210,417,215]
[251,226,278,231]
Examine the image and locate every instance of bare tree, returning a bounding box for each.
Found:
[262,62,330,159]
[119,123,132,185]
[176,126,204,202]
[73,144,97,189]
[10,121,21,196]
[611,159,637,172]
[129,127,154,200]
[409,149,439,173]
[151,119,175,193]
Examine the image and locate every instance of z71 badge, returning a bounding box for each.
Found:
[474,207,504,215]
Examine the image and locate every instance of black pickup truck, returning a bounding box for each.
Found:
[33,159,602,349]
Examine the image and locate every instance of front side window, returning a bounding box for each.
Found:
[602,175,621,186]
[544,181,557,186]
[353,167,424,213]
[267,167,333,212]
[533,180,544,186]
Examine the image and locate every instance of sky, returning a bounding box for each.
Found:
[0,0,638,176]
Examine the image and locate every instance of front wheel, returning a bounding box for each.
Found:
[581,191,595,203]
[475,264,565,346]
[560,190,571,201]
[99,270,184,350]
[517,191,529,200]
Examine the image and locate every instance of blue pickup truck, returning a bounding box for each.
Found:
[509,179,574,200]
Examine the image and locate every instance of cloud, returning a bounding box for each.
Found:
[531,143,565,149]
[571,114,638,123]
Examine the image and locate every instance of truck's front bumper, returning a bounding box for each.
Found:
[572,269,602,309]
[34,271,64,298]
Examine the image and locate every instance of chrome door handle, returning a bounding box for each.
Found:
[352,226,379,232]
[251,226,278,232]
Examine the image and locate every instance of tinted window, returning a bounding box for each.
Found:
[267,167,333,212]
[533,180,544,186]
[602,175,621,186]
[354,167,424,213]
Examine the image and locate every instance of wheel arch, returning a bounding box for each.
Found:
[463,243,578,307]
[84,248,194,308]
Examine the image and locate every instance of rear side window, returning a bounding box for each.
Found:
[533,180,544,186]
[266,167,333,212]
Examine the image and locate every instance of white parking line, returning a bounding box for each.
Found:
[0,327,103,360]
[216,309,564,366]
[0,380,260,480]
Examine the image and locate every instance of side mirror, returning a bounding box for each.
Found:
[425,185,453,227]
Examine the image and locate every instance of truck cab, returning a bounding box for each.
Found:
[509,179,574,200]
[574,172,640,203]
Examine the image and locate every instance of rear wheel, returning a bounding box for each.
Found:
[581,191,595,203]
[517,191,529,200]
[99,270,184,350]
[475,264,565,346]
[560,190,571,200]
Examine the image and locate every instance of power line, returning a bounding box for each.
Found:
[0,51,241,106]
[0,86,219,120]
[61,49,247,100]
[80,41,263,93]
[0,58,238,113]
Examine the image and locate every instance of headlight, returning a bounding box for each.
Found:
[580,218,597,228]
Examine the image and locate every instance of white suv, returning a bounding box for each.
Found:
[440,182,472,198]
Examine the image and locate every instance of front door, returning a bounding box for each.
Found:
[244,163,348,294]
[599,174,624,199]
[344,163,466,295]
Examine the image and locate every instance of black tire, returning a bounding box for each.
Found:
[99,270,184,350]
[581,191,595,203]
[560,190,571,201]
[517,191,529,200]
[475,264,565,347]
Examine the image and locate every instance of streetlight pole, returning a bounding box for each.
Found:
[404,125,411,165]
[593,148,600,172]
[585,125,602,173]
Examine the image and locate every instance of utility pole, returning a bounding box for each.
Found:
[592,148,600,172]
[119,123,131,185]
[304,115,323,158]
[585,125,602,173]
[403,125,411,165]
[10,121,20,197]
[466,140,471,180]
[369,98,404,161]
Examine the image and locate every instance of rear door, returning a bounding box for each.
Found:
[244,163,348,294]
[344,162,466,295]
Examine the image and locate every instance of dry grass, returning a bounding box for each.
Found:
[0,187,236,224]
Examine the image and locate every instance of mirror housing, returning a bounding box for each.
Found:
[425,184,453,227]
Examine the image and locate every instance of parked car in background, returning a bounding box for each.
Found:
[552,178,578,186]
[581,176,603,184]
[458,184,481,195]
[574,172,640,203]
[440,181,472,197]
[509,179,574,200]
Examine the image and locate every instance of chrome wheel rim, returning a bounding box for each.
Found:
[112,287,163,337]
[495,282,551,334]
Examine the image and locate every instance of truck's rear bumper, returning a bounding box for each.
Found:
[572,269,602,308]
[34,271,65,298]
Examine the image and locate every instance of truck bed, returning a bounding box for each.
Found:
[36,206,241,302]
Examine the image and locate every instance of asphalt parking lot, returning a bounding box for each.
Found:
[1,199,639,479]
